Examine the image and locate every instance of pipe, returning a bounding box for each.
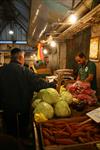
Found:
[58,4,100,40]
[56,0,93,33]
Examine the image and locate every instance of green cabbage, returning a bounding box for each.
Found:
[54,100,71,117]
[60,91,73,104]
[37,88,60,104]
[32,92,38,101]
[32,99,42,108]
[34,102,54,119]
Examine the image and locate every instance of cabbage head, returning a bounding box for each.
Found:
[60,91,73,104]
[32,92,38,101]
[34,102,54,119]
[32,99,42,108]
[54,100,71,117]
[37,88,60,104]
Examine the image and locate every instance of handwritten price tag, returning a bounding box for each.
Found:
[87,107,100,123]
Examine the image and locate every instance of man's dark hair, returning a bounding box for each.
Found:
[11,48,22,56]
[10,48,24,61]
[76,52,86,58]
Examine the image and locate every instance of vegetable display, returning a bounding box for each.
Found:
[33,88,72,120]
[54,100,71,117]
[34,102,54,119]
[32,99,42,108]
[67,81,97,105]
[37,88,60,104]
[60,90,73,104]
[40,116,100,146]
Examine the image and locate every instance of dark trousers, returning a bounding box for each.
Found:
[2,110,36,149]
[3,111,30,138]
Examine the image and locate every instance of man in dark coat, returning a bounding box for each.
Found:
[0,48,55,140]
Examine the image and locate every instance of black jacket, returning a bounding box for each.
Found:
[0,61,54,113]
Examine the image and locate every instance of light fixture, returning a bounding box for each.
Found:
[33,54,36,57]
[30,55,34,59]
[8,30,14,35]
[49,40,57,47]
[9,20,14,35]
[43,48,48,55]
[33,54,37,61]
[68,14,77,24]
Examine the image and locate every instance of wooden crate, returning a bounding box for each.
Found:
[35,116,100,150]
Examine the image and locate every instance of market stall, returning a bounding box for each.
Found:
[32,78,100,150]
[35,115,100,150]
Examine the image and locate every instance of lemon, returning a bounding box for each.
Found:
[34,113,48,123]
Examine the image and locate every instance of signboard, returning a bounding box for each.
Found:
[87,107,100,123]
[89,37,99,60]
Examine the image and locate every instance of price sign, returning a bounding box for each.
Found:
[87,107,100,123]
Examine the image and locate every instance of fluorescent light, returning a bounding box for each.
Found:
[0,41,13,44]
[15,41,27,44]
[0,41,27,44]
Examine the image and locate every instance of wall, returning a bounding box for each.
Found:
[91,24,100,96]
[58,24,100,96]
[66,27,91,69]
[59,42,67,69]
[57,27,91,80]
[47,44,59,73]
[0,44,34,64]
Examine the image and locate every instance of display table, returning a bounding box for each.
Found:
[34,103,100,150]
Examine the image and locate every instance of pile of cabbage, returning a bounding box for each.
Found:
[32,87,73,120]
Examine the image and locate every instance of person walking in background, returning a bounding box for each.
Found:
[75,52,97,91]
[0,48,56,146]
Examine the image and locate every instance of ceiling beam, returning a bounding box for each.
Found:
[16,0,30,9]
[12,5,28,22]
[0,22,9,35]
[15,19,27,33]
[4,0,28,32]
[72,0,75,9]
[58,4,100,39]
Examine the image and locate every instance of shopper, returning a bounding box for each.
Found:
[75,52,97,91]
[0,48,56,140]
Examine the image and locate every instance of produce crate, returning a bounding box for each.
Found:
[35,116,100,150]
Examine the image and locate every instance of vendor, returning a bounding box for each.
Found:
[75,52,97,91]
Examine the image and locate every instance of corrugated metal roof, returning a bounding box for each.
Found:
[0,0,31,41]
[28,0,82,46]
[1,0,99,46]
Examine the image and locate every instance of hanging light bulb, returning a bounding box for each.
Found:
[43,48,48,55]
[9,30,14,35]
[9,20,14,35]
[68,14,77,24]
[50,40,57,47]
